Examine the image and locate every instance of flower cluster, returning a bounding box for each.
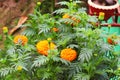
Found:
[107,35,118,45]
[13,35,28,45]
[36,40,56,56]
[60,48,77,61]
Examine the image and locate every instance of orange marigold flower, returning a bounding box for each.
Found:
[107,37,114,45]
[13,35,28,45]
[107,36,118,45]
[62,14,70,18]
[36,40,56,56]
[52,27,59,32]
[60,48,77,61]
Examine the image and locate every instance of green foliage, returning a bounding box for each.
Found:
[0,0,120,80]
[32,55,49,67]
[78,48,93,62]
[74,73,90,80]
[0,67,15,77]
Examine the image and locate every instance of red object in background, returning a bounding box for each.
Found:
[88,0,119,21]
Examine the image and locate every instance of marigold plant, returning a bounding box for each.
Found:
[13,35,28,45]
[36,40,56,56]
[0,1,120,80]
[60,48,77,61]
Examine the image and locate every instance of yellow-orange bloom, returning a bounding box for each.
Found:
[36,40,56,56]
[60,48,77,61]
[107,37,118,45]
[107,37,114,45]
[62,14,70,18]
[107,35,118,45]
[13,35,28,45]
[52,27,59,32]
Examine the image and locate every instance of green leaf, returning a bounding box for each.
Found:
[38,24,50,34]
[42,72,52,80]
[53,8,69,14]
[74,73,90,80]
[52,56,70,65]
[32,55,49,68]
[56,1,69,6]
[7,46,15,55]
[0,67,15,77]
[78,48,93,62]
[22,28,35,36]
[67,44,79,48]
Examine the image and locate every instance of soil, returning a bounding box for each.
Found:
[0,0,36,28]
[0,0,38,48]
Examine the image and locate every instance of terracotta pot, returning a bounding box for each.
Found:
[88,0,119,21]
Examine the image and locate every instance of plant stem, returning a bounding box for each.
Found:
[51,0,55,13]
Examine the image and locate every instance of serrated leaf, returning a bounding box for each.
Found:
[56,1,69,6]
[0,67,15,77]
[74,73,90,80]
[32,56,49,68]
[78,48,93,62]
[53,8,69,14]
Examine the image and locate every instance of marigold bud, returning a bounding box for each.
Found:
[3,27,8,34]
[17,66,22,71]
[94,54,98,56]
[37,2,41,5]
[117,67,120,71]
[52,27,59,32]
[98,12,105,20]
[47,38,52,42]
